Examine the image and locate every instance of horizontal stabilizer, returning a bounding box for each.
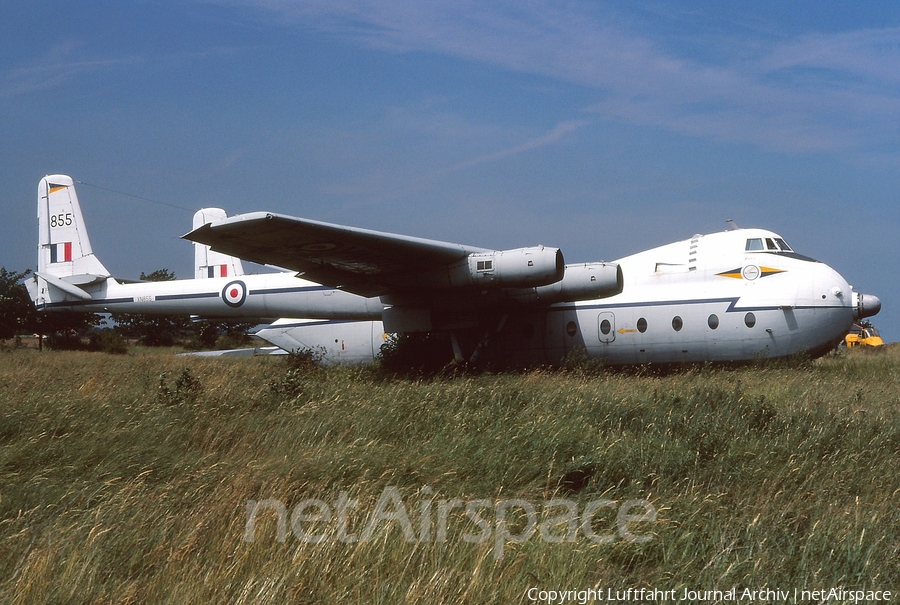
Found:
[177,346,286,358]
[60,273,109,286]
[36,272,95,301]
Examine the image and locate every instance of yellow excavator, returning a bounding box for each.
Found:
[844,322,885,349]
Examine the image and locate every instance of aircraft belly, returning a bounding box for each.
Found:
[489,289,853,366]
[527,294,849,365]
[486,311,558,366]
[253,289,379,320]
[255,320,384,364]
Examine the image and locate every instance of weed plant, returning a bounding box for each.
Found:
[0,347,897,603]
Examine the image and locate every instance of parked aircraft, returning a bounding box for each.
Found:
[28,174,880,365]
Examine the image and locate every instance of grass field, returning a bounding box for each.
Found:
[0,346,897,603]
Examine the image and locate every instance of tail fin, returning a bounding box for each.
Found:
[193,208,244,278]
[38,175,110,280]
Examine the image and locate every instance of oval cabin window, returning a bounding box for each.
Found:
[600,319,611,335]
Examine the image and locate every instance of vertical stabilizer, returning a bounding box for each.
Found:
[38,175,110,279]
[193,208,245,278]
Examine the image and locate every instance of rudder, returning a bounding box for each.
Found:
[38,175,110,279]
[193,208,245,279]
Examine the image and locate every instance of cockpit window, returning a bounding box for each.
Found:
[746,234,816,261]
[747,236,797,254]
[773,238,793,252]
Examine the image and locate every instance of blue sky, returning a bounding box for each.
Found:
[2,1,898,339]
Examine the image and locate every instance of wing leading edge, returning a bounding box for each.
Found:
[185,212,534,297]
[185,211,623,331]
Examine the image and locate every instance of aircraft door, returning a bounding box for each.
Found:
[598,312,615,343]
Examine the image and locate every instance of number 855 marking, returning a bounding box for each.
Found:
[50,213,73,228]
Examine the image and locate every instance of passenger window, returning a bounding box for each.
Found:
[708,314,719,329]
[745,238,764,251]
[672,316,683,332]
[637,318,647,333]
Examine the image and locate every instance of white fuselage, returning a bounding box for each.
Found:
[248,229,860,365]
[527,230,853,364]
[36,271,383,321]
[32,175,873,365]
[34,228,860,365]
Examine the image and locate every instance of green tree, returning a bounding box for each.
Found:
[188,319,254,350]
[0,267,36,340]
[1,266,101,349]
[140,268,177,282]
[37,310,102,350]
[112,269,191,346]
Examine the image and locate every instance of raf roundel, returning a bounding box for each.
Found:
[222,280,247,307]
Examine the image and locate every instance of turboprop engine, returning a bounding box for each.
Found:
[382,260,624,332]
[535,262,623,302]
[513,262,623,305]
[416,246,565,290]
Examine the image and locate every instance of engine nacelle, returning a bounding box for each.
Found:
[464,246,564,288]
[382,261,623,332]
[517,262,623,304]
[416,245,565,290]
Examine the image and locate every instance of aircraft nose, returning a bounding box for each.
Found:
[853,292,882,320]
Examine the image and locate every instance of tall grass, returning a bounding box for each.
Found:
[0,347,897,603]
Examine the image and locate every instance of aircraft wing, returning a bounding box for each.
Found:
[184,212,495,297]
[185,210,625,333]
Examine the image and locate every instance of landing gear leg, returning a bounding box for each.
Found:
[450,332,465,364]
[468,314,508,365]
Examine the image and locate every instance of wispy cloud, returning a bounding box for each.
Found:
[221,0,900,157]
[444,120,589,173]
[0,42,243,100]
[316,119,588,203]
[0,41,128,99]
[761,28,900,86]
